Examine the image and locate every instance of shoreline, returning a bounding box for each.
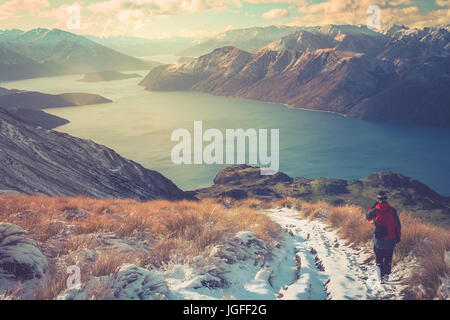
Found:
[283,103,349,118]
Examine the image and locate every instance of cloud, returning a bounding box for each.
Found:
[262,8,290,19]
[86,0,242,15]
[436,0,450,7]
[0,0,50,20]
[291,0,449,28]
[245,0,296,3]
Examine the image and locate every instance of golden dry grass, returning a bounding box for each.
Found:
[393,213,450,299]
[299,201,331,220]
[1,194,447,300]
[280,198,449,300]
[0,194,282,299]
[327,205,374,244]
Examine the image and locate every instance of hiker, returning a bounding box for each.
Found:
[366,191,401,283]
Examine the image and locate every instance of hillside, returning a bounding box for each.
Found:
[0,28,150,80]
[0,87,112,129]
[141,25,450,127]
[87,35,197,57]
[194,165,450,226]
[0,44,56,81]
[0,195,447,300]
[0,107,187,200]
[179,25,304,56]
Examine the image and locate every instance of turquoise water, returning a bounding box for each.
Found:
[2,73,450,195]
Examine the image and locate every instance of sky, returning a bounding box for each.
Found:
[0,0,448,38]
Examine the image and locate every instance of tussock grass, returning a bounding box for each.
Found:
[2,193,447,300]
[0,194,282,299]
[327,205,374,244]
[272,197,303,210]
[299,201,331,220]
[273,197,449,300]
[393,213,450,299]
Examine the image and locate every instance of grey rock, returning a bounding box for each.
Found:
[0,223,48,281]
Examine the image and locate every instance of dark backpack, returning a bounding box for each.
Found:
[374,225,387,239]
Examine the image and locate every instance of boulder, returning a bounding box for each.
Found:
[112,264,169,300]
[0,223,48,282]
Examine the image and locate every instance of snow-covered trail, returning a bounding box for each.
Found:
[160,208,405,300]
[268,208,404,300]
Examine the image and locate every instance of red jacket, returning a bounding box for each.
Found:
[367,202,401,248]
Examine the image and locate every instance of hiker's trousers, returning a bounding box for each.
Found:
[374,246,394,277]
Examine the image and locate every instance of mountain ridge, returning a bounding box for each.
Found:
[0,28,151,81]
[193,164,450,225]
[0,107,188,200]
[140,25,450,127]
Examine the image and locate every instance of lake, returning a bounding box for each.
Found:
[2,72,450,195]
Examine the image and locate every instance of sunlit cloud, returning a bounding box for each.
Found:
[291,0,449,28]
[0,0,447,38]
[262,8,290,19]
[0,0,50,21]
[436,0,450,7]
[87,0,242,15]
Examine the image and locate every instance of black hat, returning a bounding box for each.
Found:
[377,191,388,202]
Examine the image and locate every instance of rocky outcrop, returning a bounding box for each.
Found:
[194,165,450,225]
[111,264,169,300]
[213,164,292,186]
[141,25,450,127]
[0,223,48,282]
[0,107,188,200]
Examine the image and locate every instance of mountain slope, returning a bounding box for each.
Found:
[194,165,450,225]
[0,28,150,80]
[0,107,187,200]
[0,44,56,81]
[264,25,386,55]
[0,87,112,129]
[141,25,450,127]
[179,25,305,56]
[87,35,197,57]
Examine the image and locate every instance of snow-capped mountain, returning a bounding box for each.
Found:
[179,25,306,56]
[141,25,450,127]
[86,35,197,57]
[380,25,450,61]
[263,24,386,54]
[0,28,150,80]
[0,44,56,81]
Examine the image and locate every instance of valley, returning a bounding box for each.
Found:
[0,21,448,302]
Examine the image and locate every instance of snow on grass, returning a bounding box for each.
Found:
[268,207,405,300]
[110,207,406,300]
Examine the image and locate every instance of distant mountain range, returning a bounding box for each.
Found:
[86,35,198,58]
[0,28,152,81]
[79,71,142,82]
[0,87,111,129]
[0,107,187,200]
[141,25,450,127]
[179,25,305,57]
